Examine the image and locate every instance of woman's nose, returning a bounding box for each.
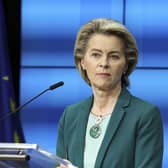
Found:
[99,57,109,68]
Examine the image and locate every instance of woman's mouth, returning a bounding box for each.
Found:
[96,73,111,77]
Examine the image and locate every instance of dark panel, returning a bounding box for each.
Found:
[3,0,21,102]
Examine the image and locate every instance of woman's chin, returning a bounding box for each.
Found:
[92,82,113,91]
[91,80,121,91]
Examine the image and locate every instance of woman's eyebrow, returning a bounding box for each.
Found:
[109,51,121,54]
[90,49,121,54]
[90,49,103,53]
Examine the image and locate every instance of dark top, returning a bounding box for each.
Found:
[57,88,163,168]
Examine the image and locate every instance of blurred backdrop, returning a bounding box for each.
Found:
[20,0,168,167]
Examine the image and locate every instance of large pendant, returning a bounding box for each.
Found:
[89,124,101,138]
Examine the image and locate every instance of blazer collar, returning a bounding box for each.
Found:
[95,87,131,167]
[74,88,131,168]
[73,96,93,168]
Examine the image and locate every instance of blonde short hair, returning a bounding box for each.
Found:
[74,18,138,87]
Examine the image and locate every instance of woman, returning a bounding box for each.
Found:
[56,18,163,168]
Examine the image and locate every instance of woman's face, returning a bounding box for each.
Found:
[81,34,127,91]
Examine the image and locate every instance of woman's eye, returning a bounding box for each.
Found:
[109,55,120,59]
[91,53,101,58]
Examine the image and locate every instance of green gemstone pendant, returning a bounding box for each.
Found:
[89,124,101,138]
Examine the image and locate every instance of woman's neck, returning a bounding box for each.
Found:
[91,85,122,116]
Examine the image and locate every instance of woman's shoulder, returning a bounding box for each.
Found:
[127,92,161,121]
[122,88,159,111]
[69,96,92,107]
[130,94,158,110]
[62,96,93,118]
[66,96,92,111]
[122,90,162,129]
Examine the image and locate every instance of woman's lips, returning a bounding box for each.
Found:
[96,73,111,77]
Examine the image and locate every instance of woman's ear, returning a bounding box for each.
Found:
[81,59,86,70]
[124,63,128,74]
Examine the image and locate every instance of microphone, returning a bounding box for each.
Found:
[0,81,64,121]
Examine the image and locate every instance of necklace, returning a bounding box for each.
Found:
[89,115,103,139]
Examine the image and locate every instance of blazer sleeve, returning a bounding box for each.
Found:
[56,108,67,159]
[134,106,163,168]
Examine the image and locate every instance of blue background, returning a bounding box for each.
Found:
[21,0,168,167]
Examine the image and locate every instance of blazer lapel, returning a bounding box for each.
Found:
[94,88,131,167]
[73,96,93,168]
